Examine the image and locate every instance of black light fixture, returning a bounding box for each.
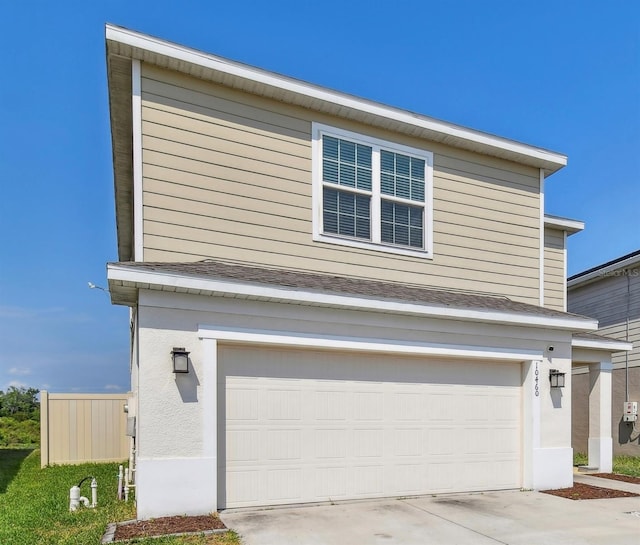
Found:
[171,347,190,373]
[549,369,565,388]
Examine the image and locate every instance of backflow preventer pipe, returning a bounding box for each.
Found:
[69,477,97,512]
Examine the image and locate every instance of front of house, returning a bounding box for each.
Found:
[104,25,626,519]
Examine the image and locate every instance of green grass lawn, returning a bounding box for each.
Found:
[574,452,640,476]
[613,455,640,477]
[0,449,240,545]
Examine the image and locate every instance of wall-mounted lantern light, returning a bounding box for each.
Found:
[549,369,565,388]
[171,347,190,374]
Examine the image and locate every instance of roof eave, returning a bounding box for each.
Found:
[105,23,567,177]
[568,251,640,288]
[107,263,597,332]
[572,338,633,351]
[544,214,585,236]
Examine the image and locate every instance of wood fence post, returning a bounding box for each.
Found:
[40,390,49,467]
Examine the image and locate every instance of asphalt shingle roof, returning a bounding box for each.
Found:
[111,260,594,322]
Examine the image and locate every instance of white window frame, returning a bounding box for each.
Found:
[312,123,434,259]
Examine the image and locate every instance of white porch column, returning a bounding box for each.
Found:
[588,360,613,473]
[201,337,218,511]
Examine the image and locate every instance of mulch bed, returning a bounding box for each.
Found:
[114,514,226,541]
[590,473,640,485]
[541,482,639,500]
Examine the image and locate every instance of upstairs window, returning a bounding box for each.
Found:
[313,123,433,258]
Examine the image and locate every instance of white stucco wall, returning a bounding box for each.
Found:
[133,289,575,518]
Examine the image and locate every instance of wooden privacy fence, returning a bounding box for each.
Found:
[40,391,131,467]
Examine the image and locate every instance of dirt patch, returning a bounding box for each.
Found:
[113,514,226,541]
[541,482,639,500]
[590,473,640,485]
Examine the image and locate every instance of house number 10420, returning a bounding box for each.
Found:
[535,362,539,397]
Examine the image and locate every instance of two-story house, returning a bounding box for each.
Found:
[104,25,629,519]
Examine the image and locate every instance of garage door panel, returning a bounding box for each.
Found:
[315,391,347,420]
[266,468,302,501]
[221,346,521,509]
[227,430,259,462]
[427,428,456,455]
[495,427,520,454]
[394,392,422,420]
[226,470,259,505]
[353,465,384,496]
[394,428,421,456]
[316,466,348,497]
[226,387,259,421]
[394,463,424,493]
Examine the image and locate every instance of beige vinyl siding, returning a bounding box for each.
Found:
[543,227,565,311]
[568,267,640,369]
[140,64,542,303]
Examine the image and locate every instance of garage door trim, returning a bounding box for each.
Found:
[198,325,542,361]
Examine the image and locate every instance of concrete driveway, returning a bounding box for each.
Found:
[221,482,640,545]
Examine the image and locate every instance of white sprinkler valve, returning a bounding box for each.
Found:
[69,477,97,512]
[91,477,98,508]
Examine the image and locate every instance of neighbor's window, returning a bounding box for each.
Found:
[313,124,433,257]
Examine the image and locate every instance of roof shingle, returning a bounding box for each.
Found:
[110,259,593,322]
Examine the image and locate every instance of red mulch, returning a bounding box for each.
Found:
[541,482,639,500]
[591,473,640,485]
[114,514,226,540]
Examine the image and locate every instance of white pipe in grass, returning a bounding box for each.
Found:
[91,478,98,507]
[118,465,124,500]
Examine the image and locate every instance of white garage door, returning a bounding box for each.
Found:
[220,345,521,509]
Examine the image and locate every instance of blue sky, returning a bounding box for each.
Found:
[1,1,638,393]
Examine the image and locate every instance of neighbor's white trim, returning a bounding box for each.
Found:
[539,170,544,307]
[198,325,543,361]
[572,338,633,351]
[311,123,434,259]
[108,264,598,331]
[131,59,143,262]
[543,215,585,235]
[568,253,640,288]
[105,24,567,173]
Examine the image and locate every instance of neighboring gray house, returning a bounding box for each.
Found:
[569,250,640,456]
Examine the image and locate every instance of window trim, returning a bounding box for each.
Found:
[312,123,434,259]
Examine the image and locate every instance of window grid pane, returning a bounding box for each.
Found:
[380,150,425,202]
[323,136,372,191]
[320,129,430,253]
[323,188,371,240]
[380,200,423,248]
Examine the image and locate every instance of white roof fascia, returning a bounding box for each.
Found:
[568,253,640,288]
[107,264,597,331]
[572,338,633,351]
[544,215,585,235]
[105,24,567,175]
